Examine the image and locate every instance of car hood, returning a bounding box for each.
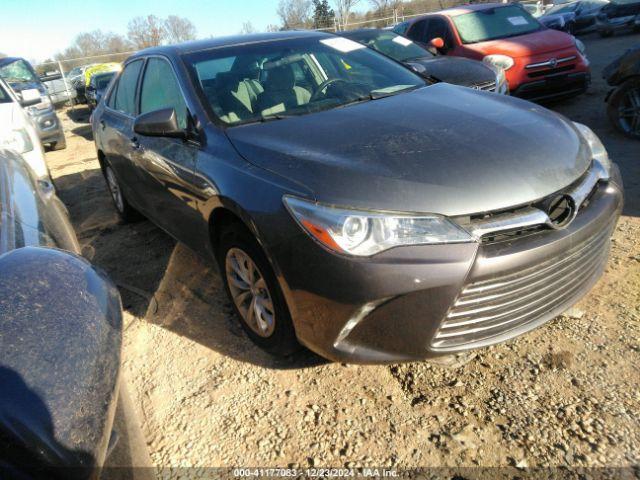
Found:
[226,83,591,216]
[464,28,575,58]
[407,56,496,86]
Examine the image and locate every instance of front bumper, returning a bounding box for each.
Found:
[513,71,591,102]
[277,166,623,363]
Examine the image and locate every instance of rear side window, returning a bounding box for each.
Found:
[113,60,143,115]
[139,58,188,129]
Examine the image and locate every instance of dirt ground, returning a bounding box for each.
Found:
[45,32,639,475]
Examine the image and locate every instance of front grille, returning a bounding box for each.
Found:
[432,221,613,350]
[528,64,576,79]
[472,80,496,91]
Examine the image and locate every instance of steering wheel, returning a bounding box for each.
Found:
[310,78,351,102]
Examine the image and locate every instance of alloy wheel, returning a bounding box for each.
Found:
[618,87,640,136]
[225,247,276,338]
[105,167,124,213]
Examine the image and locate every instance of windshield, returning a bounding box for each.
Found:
[185,35,425,126]
[0,59,40,84]
[345,31,433,62]
[452,5,542,44]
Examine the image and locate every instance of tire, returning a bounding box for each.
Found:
[51,136,66,151]
[217,222,299,356]
[607,77,640,140]
[104,164,141,222]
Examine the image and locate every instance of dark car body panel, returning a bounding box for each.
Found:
[407,55,496,86]
[0,247,123,479]
[596,0,640,32]
[603,44,640,86]
[541,0,609,34]
[226,84,591,216]
[92,32,622,363]
[0,149,126,477]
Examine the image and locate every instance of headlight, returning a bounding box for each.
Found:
[494,68,509,94]
[284,196,474,257]
[574,37,586,56]
[0,129,34,154]
[483,54,514,71]
[573,122,611,178]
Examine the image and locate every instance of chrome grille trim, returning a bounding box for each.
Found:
[525,56,577,70]
[465,160,608,240]
[472,80,497,91]
[431,220,613,349]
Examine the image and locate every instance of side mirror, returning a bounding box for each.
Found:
[429,37,445,49]
[134,108,186,139]
[19,88,41,108]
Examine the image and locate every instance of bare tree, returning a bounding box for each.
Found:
[333,0,362,29]
[164,15,197,44]
[266,24,281,32]
[277,0,313,29]
[127,15,167,49]
[240,21,258,35]
[368,0,402,14]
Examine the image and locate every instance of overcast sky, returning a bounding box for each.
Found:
[1,0,335,63]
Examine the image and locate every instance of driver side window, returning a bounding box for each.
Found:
[426,17,455,50]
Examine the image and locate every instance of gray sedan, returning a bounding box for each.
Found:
[91,31,623,363]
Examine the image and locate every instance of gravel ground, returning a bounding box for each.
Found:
[45,32,639,474]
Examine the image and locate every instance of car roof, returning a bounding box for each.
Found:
[128,30,332,60]
[0,57,25,67]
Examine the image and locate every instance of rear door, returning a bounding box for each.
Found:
[99,59,146,212]
[134,56,203,239]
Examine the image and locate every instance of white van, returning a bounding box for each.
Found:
[0,78,50,181]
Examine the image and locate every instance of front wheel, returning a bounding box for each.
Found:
[607,78,640,140]
[217,223,299,356]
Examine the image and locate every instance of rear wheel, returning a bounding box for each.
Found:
[217,222,299,356]
[607,77,640,140]
[104,165,140,222]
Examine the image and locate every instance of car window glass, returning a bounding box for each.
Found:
[187,37,424,126]
[426,17,454,49]
[139,58,188,130]
[357,32,433,61]
[113,60,143,116]
[452,5,541,44]
[407,19,429,41]
[392,21,410,35]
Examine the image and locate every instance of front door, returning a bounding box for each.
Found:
[134,57,204,243]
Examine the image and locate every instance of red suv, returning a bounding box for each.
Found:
[394,3,591,101]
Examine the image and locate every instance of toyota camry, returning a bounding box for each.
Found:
[91,31,623,363]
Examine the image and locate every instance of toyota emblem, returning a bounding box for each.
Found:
[546,194,576,229]
[549,58,558,68]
